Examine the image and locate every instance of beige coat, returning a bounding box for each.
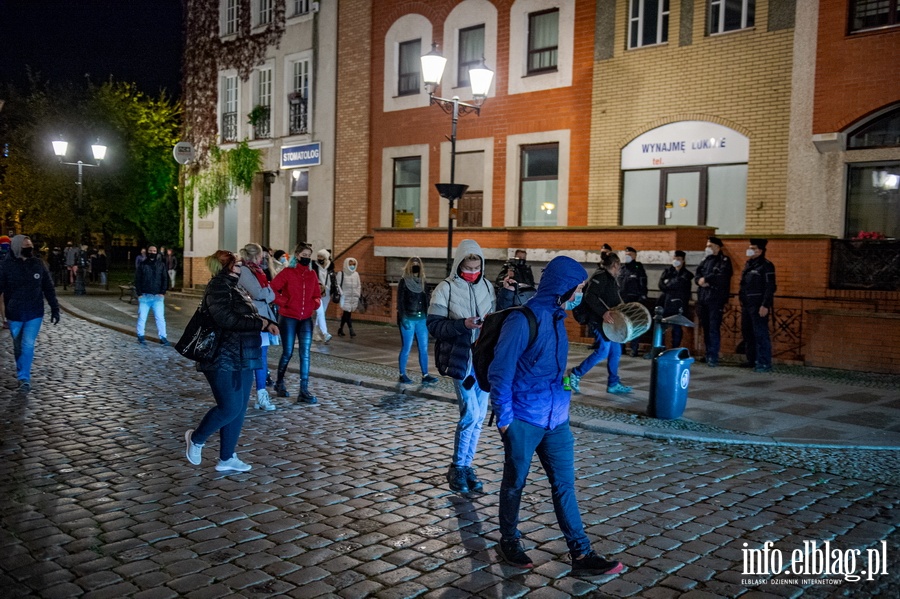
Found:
[338,257,362,312]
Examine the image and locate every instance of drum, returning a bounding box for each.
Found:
[603,302,652,343]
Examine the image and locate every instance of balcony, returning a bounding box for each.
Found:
[249,105,271,140]
[221,112,238,142]
[289,92,308,135]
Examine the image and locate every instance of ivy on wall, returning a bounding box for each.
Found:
[189,141,263,218]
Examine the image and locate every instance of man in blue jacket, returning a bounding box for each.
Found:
[0,235,60,393]
[488,256,623,577]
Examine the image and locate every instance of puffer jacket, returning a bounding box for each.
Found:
[337,257,362,312]
[427,239,495,380]
[489,256,587,430]
[271,263,321,320]
[197,271,268,372]
[397,276,428,323]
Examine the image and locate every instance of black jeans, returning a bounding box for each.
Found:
[698,302,724,360]
[277,315,313,382]
[339,310,354,331]
[741,305,772,368]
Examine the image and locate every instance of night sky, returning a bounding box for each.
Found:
[0,0,184,98]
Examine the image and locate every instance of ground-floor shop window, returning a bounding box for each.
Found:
[846,162,900,239]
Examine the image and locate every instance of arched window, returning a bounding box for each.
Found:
[847,106,900,149]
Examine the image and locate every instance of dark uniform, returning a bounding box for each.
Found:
[658,264,694,348]
[616,259,647,356]
[695,249,733,365]
[739,251,777,371]
[495,258,536,310]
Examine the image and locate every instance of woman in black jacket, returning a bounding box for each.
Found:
[184,250,279,473]
[397,257,438,385]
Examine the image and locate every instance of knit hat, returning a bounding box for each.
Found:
[0,235,10,245]
[674,250,686,258]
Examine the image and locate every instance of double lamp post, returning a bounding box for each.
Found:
[419,44,494,276]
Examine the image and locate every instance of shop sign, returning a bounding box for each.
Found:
[621,121,748,170]
[281,142,322,169]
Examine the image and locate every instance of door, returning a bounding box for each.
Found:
[458,191,483,227]
[660,168,706,225]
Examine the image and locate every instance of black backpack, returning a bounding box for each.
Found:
[466,305,538,392]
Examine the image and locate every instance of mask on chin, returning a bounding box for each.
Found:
[564,292,583,311]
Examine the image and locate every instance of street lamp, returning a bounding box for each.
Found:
[52,136,107,295]
[421,44,494,276]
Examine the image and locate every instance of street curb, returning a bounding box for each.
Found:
[59,298,899,451]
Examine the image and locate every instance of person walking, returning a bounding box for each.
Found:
[568,252,632,395]
[739,239,777,372]
[0,235,60,393]
[64,241,78,287]
[427,239,496,494]
[336,257,361,338]
[489,256,624,576]
[616,246,648,357]
[657,250,694,348]
[134,245,170,346]
[397,257,438,385]
[94,248,109,289]
[312,249,334,343]
[270,243,321,404]
[184,250,279,473]
[165,248,178,290]
[694,236,733,367]
[238,243,278,411]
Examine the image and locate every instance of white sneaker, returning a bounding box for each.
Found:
[255,389,276,411]
[323,333,332,344]
[185,429,203,465]
[216,454,252,472]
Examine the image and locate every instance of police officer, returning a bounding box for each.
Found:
[496,249,537,310]
[616,246,648,357]
[657,250,694,348]
[694,236,733,367]
[739,238,777,372]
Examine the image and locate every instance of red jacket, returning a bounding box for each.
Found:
[271,265,321,320]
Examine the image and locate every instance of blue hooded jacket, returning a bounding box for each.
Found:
[488,256,587,430]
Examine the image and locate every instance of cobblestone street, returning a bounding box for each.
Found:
[1,316,898,598]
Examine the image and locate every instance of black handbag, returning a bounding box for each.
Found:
[330,272,342,304]
[175,295,220,362]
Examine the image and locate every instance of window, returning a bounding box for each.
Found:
[709,0,754,34]
[393,158,422,227]
[289,59,310,135]
[528,9,559,72]
[292,0,311,17]
[222,75,238,142]
[398,39,421,96]
[846,163,900,238]
[253,68,272,139]
[223,0,238,35]
[848,107,900,149]
[519,144,559,226]
[258,0,274,26]
[850,0,900,32]
[629,0,669,48]
[458,25,485,87]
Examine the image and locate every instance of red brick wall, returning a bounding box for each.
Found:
[806,310,900,374]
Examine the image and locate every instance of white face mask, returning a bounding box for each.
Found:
[746,248,757,257]
[704,247,714,256]
[623,255,633,264]
[672,260,682,268]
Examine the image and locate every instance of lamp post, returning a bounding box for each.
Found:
[421,44,494,276]
[52,137,107,295]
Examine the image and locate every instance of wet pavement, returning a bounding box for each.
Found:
[0,289,896,597]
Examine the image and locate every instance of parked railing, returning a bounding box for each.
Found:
[288,93,308,135]
[222,112,238,142]
[830,238,900,291]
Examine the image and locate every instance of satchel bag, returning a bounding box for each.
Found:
[175,295,220,362]
[330,272,342,304]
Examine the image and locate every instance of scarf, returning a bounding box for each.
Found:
[402,274,424,294]
[245,261,269,288]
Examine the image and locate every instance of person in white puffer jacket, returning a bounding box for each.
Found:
[336,256,361,337]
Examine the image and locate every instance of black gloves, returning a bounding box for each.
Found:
[51,310,60,325]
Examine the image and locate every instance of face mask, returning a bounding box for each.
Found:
[460,270,480,283]
[279,257,287,264]
[299,257,311,266]
[746,248,757,257]
[317,258,325,265]
[623,255,633,263]
[516,259,526,266]
[705,247,714,256]
[20,247,34,258]
[348,264,357,272]
[672,260,682,268]
[411,265,420,274]
[564,292,583,311]
[146,253,157,261]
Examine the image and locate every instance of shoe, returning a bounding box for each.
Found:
[422,374,439,385]
[643,352,653,360]
[17,380,31,393]
[298,385,318,404]
[312,330,324,342]
[463,466,483,492]
[215,454,251,472]
[266,373,274,387]
[137,336,147,345]
[398,374,414,384]
[446,465,469,494]
[568,371,581,394]
[160,337,170,347]
[337,329,345,337]
[753,365,773,373]
[606,383,632,394]
[184,429,202,465]
[707,360,719,368]
[273,380,290,398]
[255,390,276,411]
[629,350,639,358]
[498,539,534,568]
[570,551,624,576]
[350,331,356,338]
[323,333,332,344]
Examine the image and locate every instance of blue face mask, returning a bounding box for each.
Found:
[564,292,583,311]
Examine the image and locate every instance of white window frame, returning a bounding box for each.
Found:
[252,65,273,140]
[219,70,240,144]
[221,0,239,37]
[444,0,497,100]
[384,14,433,113]
[284,52,313,138]
[505,130,570,226]
[709,0,755,35]
[382,145,430,228]
[398,38,422,97]
[255,0,274,28]
[628,0,670,49]
[509,0,574,95]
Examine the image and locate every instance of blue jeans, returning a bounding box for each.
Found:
[572,326,621,386]
[9,318,42,382]
[192,369,253,461]
[137,294,167,338]
[499,419,592,556]
[741,306,772,368]
[451,374,489,467]
[398,317,429,376]
[277,316,313,382]
[254,343,269,391]
[698,303,724,360]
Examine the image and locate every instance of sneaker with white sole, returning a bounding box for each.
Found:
[568,371,581,394]
[606,383,632,394]
[185,429,203,465]
[323,333,332,344]
[255,389,276,411]
[216,454,252,472]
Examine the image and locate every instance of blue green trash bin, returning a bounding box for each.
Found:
[647,348,694,419]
